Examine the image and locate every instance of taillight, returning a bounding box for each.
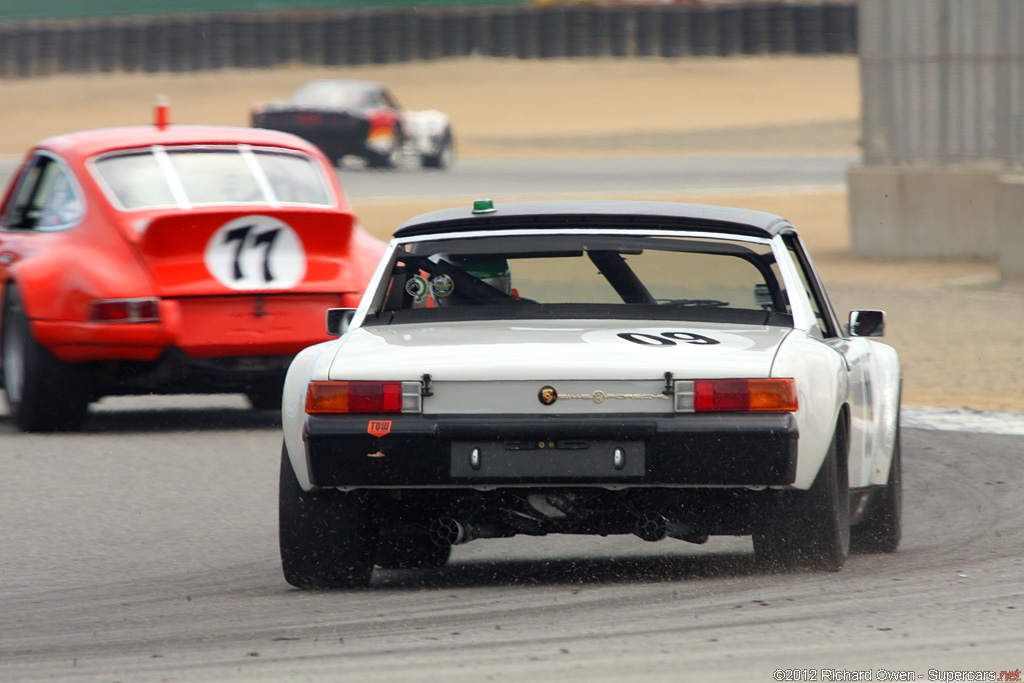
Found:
[295,112,322,126]
[305,381,422,414]
[89,298,160,323]
[675,378,798,412]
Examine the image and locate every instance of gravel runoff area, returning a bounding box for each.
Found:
[1,55,1019,411]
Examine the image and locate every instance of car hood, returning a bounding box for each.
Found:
[326,319,793,381]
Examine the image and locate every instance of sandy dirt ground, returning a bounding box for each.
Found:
[1,56,1019,411]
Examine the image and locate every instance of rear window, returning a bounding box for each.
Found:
[289,81,377,109]
[365,232,794,327]
[91,145,334,210]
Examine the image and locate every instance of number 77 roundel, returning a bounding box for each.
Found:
[204,215,306,290]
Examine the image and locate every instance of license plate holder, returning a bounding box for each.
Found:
[450,440,644,479]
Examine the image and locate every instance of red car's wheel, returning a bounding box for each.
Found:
[245,377,285,411]
[2,285,90,432]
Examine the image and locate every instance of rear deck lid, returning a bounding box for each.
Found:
[328,319,793,382]
[135,208,357,296]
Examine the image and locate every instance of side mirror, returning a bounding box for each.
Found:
[847,310,885,337]
[326,308,356,336]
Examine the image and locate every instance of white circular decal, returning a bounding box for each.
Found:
[204,215,306,290]
[405,274,428,304]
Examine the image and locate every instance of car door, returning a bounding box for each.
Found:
[781,233,877,489]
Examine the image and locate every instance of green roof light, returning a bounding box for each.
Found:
[472,198,496,214]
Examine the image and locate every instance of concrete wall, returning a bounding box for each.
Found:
[851,0,1024,280]
[848,165,1000,259]
[995,175,1024,281]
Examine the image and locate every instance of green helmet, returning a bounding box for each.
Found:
[448,255,511,295]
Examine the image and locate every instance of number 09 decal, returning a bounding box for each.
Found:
[204,215,306,290]
[617,331,721,346]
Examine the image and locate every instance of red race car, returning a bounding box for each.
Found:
[0,105,386,431]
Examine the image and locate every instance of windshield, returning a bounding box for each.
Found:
[91,145,334,210]
[365,232,794,327]
[289,81,378,109]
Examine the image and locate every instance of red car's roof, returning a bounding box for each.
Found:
[37,124,323,160]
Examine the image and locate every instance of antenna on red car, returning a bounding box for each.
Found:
[154,94,169,130]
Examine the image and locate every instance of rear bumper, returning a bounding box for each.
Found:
[253,119,371,160]
[304,412,798,488]
[34,292,356,363]
[94,347,294,395]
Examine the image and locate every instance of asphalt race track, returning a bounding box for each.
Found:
[0,154,853,204]
[341,154,853,200]
[1,396,1022,681]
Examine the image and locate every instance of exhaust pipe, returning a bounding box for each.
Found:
[666,519,709,545]
[429,517,469,547]
[633,513,667,542]
[429,517,507,547]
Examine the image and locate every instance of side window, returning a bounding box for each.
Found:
[2,156,82,231]
[783,235,838,338]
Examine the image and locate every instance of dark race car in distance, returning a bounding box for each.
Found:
[251,79,454,170]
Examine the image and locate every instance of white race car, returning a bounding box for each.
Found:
[279,200,902,588]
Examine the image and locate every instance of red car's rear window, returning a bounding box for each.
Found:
[91,145,334,211]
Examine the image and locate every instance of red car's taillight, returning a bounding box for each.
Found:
[305,381,423,414]
[675,378,798,412]
[88,298,160,323]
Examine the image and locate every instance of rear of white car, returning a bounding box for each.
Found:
[278,201,902,588]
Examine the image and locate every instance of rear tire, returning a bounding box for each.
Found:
[753,424,851,571]
[2,285,90,432]
[279,444,379,588]
[366,126,402,169]
[851,425,902,553]
[376,529,451,569]
[245,377,284,411]
[421,130,454,170]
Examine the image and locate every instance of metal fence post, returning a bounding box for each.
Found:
[690,7,718,56]
[767,4,796,53]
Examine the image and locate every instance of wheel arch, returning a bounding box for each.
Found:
[3,239,155,325]
[869,341,903,486]
[772,333,850,489]
[282,340,337,491]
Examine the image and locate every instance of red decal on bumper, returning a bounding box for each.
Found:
[367,420,392,438]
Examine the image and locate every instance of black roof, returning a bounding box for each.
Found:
[393,200,795,240]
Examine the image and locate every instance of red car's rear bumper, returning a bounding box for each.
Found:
[34,292,360,363]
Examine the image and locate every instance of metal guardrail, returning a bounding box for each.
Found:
[0,3,857,78]
[0,0,525,22]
